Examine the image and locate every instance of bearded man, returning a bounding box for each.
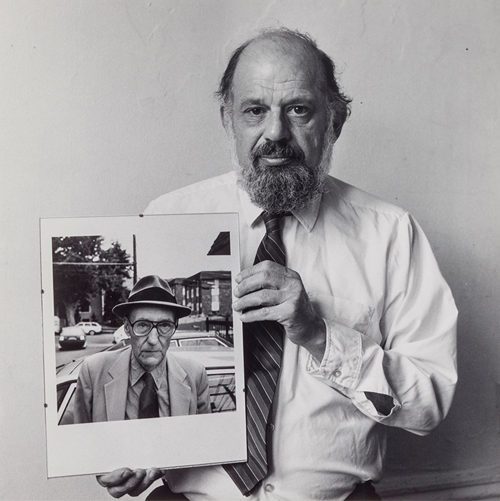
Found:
[98,28,457,501]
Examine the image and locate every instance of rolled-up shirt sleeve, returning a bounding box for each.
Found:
[307,213,458,435]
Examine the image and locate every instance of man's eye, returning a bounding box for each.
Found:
[246,107,265,116]
[289,106,309,116]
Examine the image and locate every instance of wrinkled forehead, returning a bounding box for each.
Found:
[127,304,176,323]
[232,38,325,99]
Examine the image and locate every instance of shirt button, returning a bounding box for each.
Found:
[268,423,275,432]
[333,369,342,378]
[264,483,274,493]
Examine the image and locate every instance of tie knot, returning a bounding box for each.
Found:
[262,212,287,235]
[142,371,155,387]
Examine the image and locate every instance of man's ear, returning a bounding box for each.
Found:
[123,319,131,334]
[332,108,347,142]
[220,105,231,131]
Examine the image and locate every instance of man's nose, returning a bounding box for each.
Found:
[146,327,160,344]
[264,110,291,142]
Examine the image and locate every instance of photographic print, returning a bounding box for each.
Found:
[40,213,246,477]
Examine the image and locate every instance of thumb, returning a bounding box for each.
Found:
[96,468,134,487]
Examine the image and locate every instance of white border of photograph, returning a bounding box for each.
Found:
[40,213,246,478]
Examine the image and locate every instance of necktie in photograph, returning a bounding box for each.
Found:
[224,212,287,495]
[138,371,159,419]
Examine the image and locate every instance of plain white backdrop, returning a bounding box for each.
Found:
[1,1,499,499]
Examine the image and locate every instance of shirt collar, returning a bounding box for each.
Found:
[130,351,167,388]
[237,182,322,233]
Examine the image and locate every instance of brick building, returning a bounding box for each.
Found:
[169,270,233,334]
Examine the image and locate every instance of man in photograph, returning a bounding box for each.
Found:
[98,28,457,500]
[74,275,211,423]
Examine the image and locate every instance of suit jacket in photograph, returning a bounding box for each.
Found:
[73,346,211,423]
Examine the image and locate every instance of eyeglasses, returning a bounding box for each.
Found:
[128,319,177,337]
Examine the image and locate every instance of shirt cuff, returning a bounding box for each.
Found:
[306,319,402,420]
[306,317,362,389]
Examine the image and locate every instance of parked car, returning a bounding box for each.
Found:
[58,326,86,350]
[54,316,61,335]
[56,338,235,425]
[172,330,232,348]
[76,321,102,335]
[112,325,129,344]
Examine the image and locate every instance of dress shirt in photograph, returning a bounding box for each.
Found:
[126,352,171,419]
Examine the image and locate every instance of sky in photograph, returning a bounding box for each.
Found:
[135,214,235,279]
[47,213,239,284]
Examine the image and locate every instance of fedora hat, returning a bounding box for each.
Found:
[112,275,191,319]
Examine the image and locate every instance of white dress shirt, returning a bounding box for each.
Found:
[145,171,457,501]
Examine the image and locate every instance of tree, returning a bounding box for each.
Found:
[99,242,132,324]
[52,236,131,326]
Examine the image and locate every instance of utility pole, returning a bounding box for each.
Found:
[133,234,137,283]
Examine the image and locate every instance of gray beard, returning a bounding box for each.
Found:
[240,160,324,214]
[228,125,335,214]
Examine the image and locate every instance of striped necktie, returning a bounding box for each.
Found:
[138,372,159,419]
[224,212,287,495]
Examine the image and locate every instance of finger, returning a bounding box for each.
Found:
[128,468,163,497]
[107,469,147,498]
[238,301,293,324]
[233,288,283,313]
[234,268,289,299]
[235,260,286,284]
[97,468,134,488]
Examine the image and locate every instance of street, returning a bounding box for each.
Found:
[55,331,116,367]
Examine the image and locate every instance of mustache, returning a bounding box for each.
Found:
[252,140,306,162]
